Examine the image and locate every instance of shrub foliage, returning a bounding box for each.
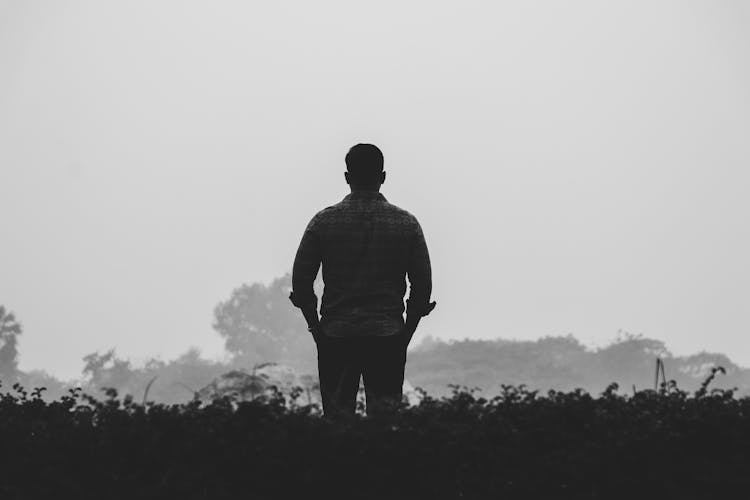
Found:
[1,371,749,499]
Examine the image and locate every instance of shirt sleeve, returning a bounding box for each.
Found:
[406,219,433,318]
[290,217,322,311]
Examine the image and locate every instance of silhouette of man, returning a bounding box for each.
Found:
[289,143,435,418]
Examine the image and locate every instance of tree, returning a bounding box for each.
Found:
[80,347,230,405]
[81,349,134,390]
[212,273,319,372]
[0,306,22,381]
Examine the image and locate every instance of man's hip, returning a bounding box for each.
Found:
[318,314,405,339]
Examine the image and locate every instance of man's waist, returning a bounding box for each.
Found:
[321,294,404,314]
[319,315,404,337]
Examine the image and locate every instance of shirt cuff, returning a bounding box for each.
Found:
[405,298,434,318]
[289,291,317,310]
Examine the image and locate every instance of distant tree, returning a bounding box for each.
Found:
[80,346,233,405]
[0,306,22,381]
[212,273,318,372]
[17,369,71,401]
[159,347,229,402]
[81,349,134,390]
[407,332,750,398]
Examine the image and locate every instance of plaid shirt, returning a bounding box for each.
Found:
[290,190,433,337]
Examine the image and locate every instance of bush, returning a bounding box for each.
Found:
[0,374,748,499]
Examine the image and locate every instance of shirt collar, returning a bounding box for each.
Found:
[343,191,387,202]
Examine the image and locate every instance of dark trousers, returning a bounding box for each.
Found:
[316,333,407,418]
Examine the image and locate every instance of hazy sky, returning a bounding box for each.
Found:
[1,1,749,380]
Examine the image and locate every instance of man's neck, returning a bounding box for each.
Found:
[345,189,386,201]
[350,189,380,194]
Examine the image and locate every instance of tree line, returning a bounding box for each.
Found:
[1,274,747,403]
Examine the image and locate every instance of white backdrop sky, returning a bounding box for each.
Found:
[1,1,749,380]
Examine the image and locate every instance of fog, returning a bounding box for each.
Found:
[1,0,749,380]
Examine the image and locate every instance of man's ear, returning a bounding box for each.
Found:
[344,172,351,185]
[380,171,386,185]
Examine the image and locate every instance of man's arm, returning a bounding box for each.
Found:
[289,218,322,340]
[404,220,436,345]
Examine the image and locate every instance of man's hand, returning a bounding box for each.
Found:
[308,323,324,345]
[290,291,321,342]
[402,300,436,348]
[402,322,418,348]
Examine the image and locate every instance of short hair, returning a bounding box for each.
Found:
[345,144,384,185]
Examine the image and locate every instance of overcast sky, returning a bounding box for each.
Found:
[1,0,749,380]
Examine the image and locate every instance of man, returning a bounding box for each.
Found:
[289,143,435,418]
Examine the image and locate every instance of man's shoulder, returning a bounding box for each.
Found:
[313,201,346,219]
[383,201,421,226]
[306,203,342,230]
[308,196,421,228]
[314,204,340,218]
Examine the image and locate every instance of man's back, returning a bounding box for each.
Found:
[292,190,431,338]
[289,143,434,418]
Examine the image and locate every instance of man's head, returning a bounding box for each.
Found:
[345,143,386,191]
